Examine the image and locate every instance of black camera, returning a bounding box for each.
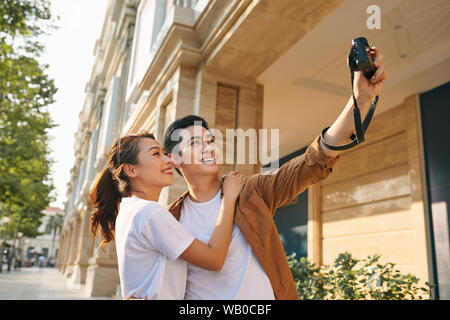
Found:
[348,37,377,79]
[321,37,380,151]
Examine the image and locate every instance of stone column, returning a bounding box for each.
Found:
[61,226,72,275]
[56,234,64,270]
[155,66,196,205]
[84,241,120,297]
[62,230,70,273]
[71,209,95,285]
[193,64,218,130]
[64,214,82,278]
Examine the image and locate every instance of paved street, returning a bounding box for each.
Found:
[0,267,115,300]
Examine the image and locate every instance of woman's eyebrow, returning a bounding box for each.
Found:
[147,146,160,152]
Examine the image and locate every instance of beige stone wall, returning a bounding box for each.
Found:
[215,84,239,176]
[84,241,120,297]
[214,76,264,178]
[308,95,431,286]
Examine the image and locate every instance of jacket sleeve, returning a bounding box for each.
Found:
[254,134,340,214]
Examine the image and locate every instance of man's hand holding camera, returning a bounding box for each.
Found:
[353,46,386,109]
[319,42,387,158]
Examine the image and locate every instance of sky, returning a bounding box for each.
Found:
[41,0,109,209]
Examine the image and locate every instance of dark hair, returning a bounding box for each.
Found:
[89,131,155,250]
[163,115,209,175]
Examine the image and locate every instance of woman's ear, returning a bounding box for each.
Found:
[168,153,182,168]
[123,164,137,178]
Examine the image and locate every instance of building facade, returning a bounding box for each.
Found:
[58,0,450,299]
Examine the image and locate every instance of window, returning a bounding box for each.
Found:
[86,129,99,186]
[128,0,167,94]
[45,223,52,235]
[273,191,308,259]
[158,100,173,140]
[151,0,167,49]
[96,77,121,160]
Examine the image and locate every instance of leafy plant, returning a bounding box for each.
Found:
[288,252,433,300]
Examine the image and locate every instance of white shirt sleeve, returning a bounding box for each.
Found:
[135,204,195,261]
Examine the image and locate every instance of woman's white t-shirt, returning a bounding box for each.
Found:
[115,197,195,300]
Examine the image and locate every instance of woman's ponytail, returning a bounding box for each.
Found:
[89,167,122,251]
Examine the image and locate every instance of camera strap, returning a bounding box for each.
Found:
[320,70,379,151]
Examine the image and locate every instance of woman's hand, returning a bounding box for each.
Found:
[353,47,387,104]
[222,171,246,201]
[179,171,246,271]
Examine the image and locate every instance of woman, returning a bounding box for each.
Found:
[89,131,245,300]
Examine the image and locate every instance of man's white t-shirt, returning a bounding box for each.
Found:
[115,197,195,300]
[180,189,275,300]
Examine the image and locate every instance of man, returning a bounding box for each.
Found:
[164,48,386,299]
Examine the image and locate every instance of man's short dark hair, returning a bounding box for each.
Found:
[163,115,209,175]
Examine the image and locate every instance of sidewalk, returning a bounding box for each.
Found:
[0,267,115,300]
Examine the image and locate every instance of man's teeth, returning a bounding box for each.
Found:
[202,158,215,163]
[162,169,172,174]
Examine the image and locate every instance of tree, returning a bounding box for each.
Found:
[48,212,63,258]
[0,0,58,243]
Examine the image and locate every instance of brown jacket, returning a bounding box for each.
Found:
[167,135,340,300]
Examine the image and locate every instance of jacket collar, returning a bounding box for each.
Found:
[167,190,189,221]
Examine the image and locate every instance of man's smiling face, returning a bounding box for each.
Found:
[172,125,221,178]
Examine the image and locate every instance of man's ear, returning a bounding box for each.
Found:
[168,153,182,168]
[123,164,137,178]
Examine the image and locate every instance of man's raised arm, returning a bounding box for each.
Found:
[253,47,386,213]
[319,47,386,158]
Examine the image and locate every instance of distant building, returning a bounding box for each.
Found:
[21,206,64,263]
[58,0,450,299]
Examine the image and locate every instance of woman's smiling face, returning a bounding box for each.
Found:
[130,137,174,188]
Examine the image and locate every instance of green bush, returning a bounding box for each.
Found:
[287,252,433,300]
